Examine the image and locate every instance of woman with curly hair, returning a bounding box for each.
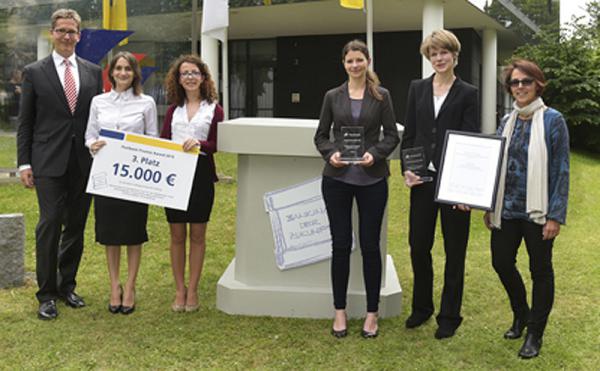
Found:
[161,55,223,312]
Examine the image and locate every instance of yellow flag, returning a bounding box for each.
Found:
[103,0,129,45]
[340,0,363,9]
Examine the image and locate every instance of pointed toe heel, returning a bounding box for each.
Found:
[331,328,348,338]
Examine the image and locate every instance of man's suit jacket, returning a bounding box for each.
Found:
[17,55,103,177]
[400,75,480,172]
[314,82,400,178]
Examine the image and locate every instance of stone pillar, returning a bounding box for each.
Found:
[0,214,25,288]
[421,0,444,77]
[201,34,220,91]
[216,118,404,319]
[482,28,498,134]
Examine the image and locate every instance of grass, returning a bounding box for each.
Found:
[0,142,599,369]
[0,135,17,168]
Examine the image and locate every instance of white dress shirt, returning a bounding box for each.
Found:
[85,88,158,149]
[428,92,449,172]
[170,100,216,144]
[52,50,80,94]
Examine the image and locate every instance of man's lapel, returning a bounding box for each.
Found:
[41,55,71,114]
[75,57,89,114]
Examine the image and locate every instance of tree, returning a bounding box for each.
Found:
[485,0,559,43]
[510,1,600,152]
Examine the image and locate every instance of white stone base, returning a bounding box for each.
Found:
[217,254,402,319]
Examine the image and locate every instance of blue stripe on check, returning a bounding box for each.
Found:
[99,129,125,140]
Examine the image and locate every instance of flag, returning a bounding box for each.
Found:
[340,0,363,10]
[202,0,229,42]
[76,29,133,64]
[103,0,129,46]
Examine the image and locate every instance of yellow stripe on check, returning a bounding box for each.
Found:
[126,134,199,154]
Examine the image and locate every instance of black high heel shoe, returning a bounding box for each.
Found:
[108,285,122,314]
[331,311,347,338]
[361,328,379,338]
[518,333,542,359]
[361,313,379,339]
[504,316,527,339]
[121,287,136,315]
[331,328,348,338]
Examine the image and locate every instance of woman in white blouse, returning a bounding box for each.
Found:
[85,52,158,314]
[161,55,223,312]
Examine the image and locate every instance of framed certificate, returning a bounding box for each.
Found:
[434,131,505,211]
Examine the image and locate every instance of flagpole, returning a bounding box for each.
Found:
[366,0,373,69]
[192,0,199,54]
[222,29,229,121]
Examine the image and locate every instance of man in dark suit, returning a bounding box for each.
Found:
[17,9,103,320]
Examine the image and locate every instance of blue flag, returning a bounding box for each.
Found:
[76,29,134,64]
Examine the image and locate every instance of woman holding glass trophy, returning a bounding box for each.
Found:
[400,30,480,339]
[314,39,399,339]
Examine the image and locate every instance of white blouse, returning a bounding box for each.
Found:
[428,92,449,172]
[170,100,216,144]
[85,88,158,148]
[433,92,448,119]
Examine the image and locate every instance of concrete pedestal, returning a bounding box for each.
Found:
[216,118,403,319]
[0,213,25,288]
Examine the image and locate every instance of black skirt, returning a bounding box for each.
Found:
[165,156,215,223]
[94,195,149,246]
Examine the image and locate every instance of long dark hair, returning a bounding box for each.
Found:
[165,54,218,106]
[107,51,143,96]
[341,39,383,101]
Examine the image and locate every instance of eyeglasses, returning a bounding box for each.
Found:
[53,28,79,37]
[508,78,535,88]
[180,71,202,78]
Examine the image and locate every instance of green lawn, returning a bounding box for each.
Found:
[0,135,17,168]
[0,148,599,369]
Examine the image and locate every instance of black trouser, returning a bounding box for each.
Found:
[408,179,471,329]
[322,176,387,313]
[34,147,91,303]
[491,218,555,337]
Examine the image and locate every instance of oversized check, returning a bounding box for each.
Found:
[86,128,198,210]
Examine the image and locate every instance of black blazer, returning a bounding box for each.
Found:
[17,54,103,177]
[400,75,480,172]
[314,82,400,178]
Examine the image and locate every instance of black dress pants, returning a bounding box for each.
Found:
[491,218,555,337]
[322,176,387,313]
[408,178,471,329]
[34,148,91,302]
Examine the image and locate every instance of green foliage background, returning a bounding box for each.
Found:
[503,1,600,152]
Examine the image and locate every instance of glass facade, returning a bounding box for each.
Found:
[0,0,199,130]
[0,0,320,130]
[0,0,520,130]
[230,39,276,118]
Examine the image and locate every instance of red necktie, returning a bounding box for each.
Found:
[63,59,77,114]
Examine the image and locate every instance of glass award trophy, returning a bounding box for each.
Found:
[340,126,365,163]
[401,146,433,182]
